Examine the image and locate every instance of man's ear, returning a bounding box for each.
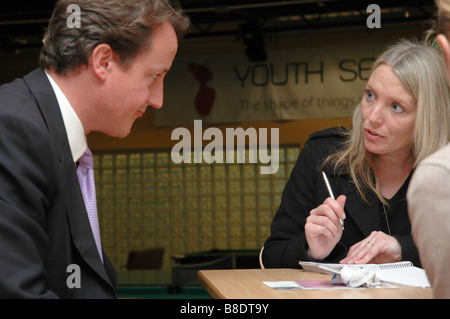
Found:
[437,34,450,79]
[90,44,115,81]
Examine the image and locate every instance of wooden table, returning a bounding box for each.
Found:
[198,268,432,299]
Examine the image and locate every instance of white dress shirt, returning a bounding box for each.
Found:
[45,72,87,163]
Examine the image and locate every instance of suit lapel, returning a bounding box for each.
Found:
[61,159,116,287]
[23,68,115,289]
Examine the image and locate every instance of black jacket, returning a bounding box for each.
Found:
[262,127,420,268]
[0,68,116,298]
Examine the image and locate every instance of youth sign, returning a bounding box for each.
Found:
[156,43,386,127]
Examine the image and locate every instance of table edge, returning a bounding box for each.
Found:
[197,270,225,299]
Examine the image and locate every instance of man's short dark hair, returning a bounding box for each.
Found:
[40,0,190,74]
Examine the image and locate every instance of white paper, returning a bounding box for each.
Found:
[299,261,430,288]
[377,266,430,287]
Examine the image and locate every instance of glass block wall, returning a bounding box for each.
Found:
[94,145,300,270]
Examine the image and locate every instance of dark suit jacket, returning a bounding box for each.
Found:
[262,128,420,268]
[0,68,116,298]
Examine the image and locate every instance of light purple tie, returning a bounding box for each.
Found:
[77,147,103,263]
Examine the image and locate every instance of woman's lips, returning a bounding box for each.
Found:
[365,129,383,142]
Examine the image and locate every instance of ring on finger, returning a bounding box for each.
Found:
[367,241,374,247]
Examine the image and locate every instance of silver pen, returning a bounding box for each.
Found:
[321,171,345,230]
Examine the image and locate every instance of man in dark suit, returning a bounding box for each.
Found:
[0,0,189,298]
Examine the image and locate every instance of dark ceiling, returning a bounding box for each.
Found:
[0,0,437,50]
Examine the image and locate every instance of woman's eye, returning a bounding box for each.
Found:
[366,91,375,100]
[392,103,404,113]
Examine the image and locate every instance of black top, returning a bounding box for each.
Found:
[262,127,420,268]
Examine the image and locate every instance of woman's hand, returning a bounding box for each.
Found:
[305,195,346,260]
[340,231,402,264]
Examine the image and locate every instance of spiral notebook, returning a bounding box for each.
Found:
[299,261,430,287]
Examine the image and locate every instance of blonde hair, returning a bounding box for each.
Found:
[325,40,450,204]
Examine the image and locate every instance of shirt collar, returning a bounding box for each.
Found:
[45,71,87,162]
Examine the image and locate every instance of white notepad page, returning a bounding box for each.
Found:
[299,261,430,287]
[377,266,430,287]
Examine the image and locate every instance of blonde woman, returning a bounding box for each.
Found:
[262,40,449,268]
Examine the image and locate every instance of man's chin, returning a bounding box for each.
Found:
[101,126,132,139]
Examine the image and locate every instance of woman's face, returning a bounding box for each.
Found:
[361,64,417,160]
